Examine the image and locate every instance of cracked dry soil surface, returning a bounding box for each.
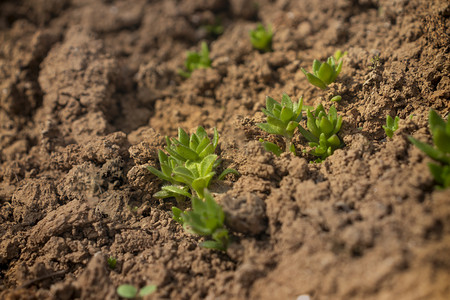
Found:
[1,0,450,299]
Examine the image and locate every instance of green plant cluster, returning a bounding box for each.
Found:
[179,42,212,78]
[257,94,343,161]
[249,23,273,52]
[383,115,399,138]
[173,189,229,251]
[301,50,346,90]
[148,126,237,251]
[148,126,236,202]
[257,94,303,155]
[297,104,343,161]
[409,109,450,188]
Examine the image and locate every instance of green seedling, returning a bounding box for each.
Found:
[257,94,303,155]
[409,109,450,188]
[147,127,238,201]
[117,284,156,299]
[297,104,343,161]
[383,115,399,139]
[249,23,273,52]
[301,50,346,90]
[203,18,224,36]
[330,95,342,102]
[172,189,229,251]
[107,256,117,270]
[179,42,212,78]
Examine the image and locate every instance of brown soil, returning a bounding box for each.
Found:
[1,0,449,299]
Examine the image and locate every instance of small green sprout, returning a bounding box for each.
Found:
[330,95,342,102]
[383,115,400,139]
[409,109,450,188]
[107,256,117,270]
[178,42,211,78]
[301,50,346,90]
[117,284,156,299]
[297,104,343,161]
[172,189,229,251]
[147,127,238,201]
[202,18,224,36]
[257,94,303,155]
[249,23,273,52]
[369,54,382,70]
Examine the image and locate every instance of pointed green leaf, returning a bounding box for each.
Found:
[318,62,333,84]
[212,128,219,149]
[294,96,304,118]
[158,149,168,164]
[218,168,239,180]
[433,127,450,153]
[196,136,211,154]
[327,134,341,147]
[172,167,195,185]
[429,109,446,133]
[286,121,299,133]
[200,240,225,251]
[260,140,283,156]
[165,146,186,162]
[200,154,218,176]
[280,107,294,123]
[266,96,277,112]
[319,117,334,135]
[154,190,175,199]
[189,134,200,151]
[305,73,328,90]
[386,115,394,128]
[162,185,192,198]
[178,128,190,146]
[281,94,293,110]
[160,162,174,178]
[176,144,199,161]
[408,136,445,162]
[307,110,321,138]
[172,206,184,224]
[312,60,321,74]
[147,166,172,182]
[335,59,343,77]
[191,196,207,213]
[297,125,318,143]
[257,123,284,135]
[199,143,215,159]
[328,105,338,122]
[333,116,343,135]
[196,126,208,140]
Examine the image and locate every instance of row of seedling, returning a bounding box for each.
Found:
[147,127,238,251]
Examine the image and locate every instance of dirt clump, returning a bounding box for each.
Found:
[1,0,450,299]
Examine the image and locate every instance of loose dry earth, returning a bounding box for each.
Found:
[1,0,449,299]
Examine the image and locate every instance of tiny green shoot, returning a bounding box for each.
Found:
[107,256,117,270]
[330,95,342,102]
[117,284,156,299]
[301,50,346,90]
[297,104,343,161]
[409,109,450,188]
[257,94,303,155]
[172,189,229,251]
[178,42,212,78]
[249,23,273,52]
[383,115,399,139]
[202,18,224,37]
